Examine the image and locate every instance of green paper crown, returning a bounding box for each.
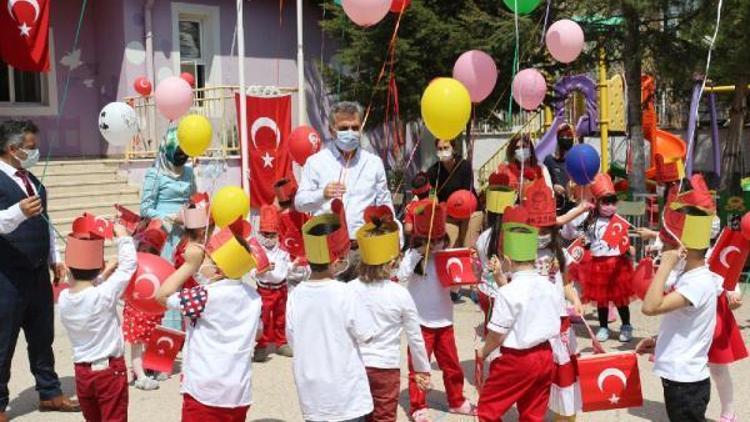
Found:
[502,222,539,262]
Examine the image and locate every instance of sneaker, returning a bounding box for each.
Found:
[448,400,477,416]
[595,327,610,342]
[277,344,294,357]
[134,376,159,391]
[619,325,634,342]
[253,347,269,362]
[411,409,432,422]
[154,372,169,382]
[719,413,738,422]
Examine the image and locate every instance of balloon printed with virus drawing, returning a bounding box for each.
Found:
[99,102,139,147]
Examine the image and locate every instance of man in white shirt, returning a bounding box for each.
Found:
[295,101,394,281]
[0,120,79,421]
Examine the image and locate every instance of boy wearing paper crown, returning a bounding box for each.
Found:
[58,221,136,422]
[397,199,477,421]
[285,199,377,421]
[156,227,262,422]
[636,176,724,422]
[252,205,294,362]
[476,205,563,422]
[348,205,431,422]
[561,173,635,343]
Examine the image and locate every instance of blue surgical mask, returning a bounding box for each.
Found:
[334,130,361,152]
[15,148,39,169]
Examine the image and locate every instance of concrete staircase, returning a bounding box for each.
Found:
[36,160,141,258]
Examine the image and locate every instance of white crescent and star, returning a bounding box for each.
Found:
[719,246,740,268]
[132,273,160,300]
[446,257,465,283]
[156,336,175,351]
[611,222,624,234]
[597,367,628,392]
[261,152,275,168]
[8,0,40,37]
[250,117,281,151]
[284,237,298,250]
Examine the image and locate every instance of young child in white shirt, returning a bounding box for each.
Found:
[476,205,562,422]
[156,227,262,422]
[58,223,136,422]
[398,199,476,422]
[349,206,430,422]
[286,204,376,422]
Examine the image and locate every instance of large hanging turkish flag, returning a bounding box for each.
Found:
[0,0,50,72]
[579,352,643,412]
[235,94,293,209]
[708,228,750,291]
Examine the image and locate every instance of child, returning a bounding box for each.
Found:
[349,206,431,422]
[562,173,634,342]
[252,205,294,362]
[173,200,212,291]
[286,201,376,421]
[637,178,722,422]
[58,223,136,422]
[398,199,476,421]
[476,205,563,422]
[404,171,432,237]
[274,177,311,288]
[156,227,262,421]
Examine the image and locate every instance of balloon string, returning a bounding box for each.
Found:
[539,0,552,46]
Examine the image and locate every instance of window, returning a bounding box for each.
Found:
[171,3,221,92]
[178,18,206,92]
[0,32,58,116]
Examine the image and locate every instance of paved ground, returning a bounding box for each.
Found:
[5,292,749,421]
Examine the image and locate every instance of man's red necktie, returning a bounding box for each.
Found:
[15,170,36,197]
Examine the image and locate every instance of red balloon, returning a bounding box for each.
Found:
[390,0,411,13]
[289,125,322,166]
[741,212,750,241]
[446,189,477,220]
[123,252,175,315]
[180,72,196,88]
[134,77,152,96]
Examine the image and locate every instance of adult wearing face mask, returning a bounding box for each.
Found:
[140,127,196,330]
[295,101,394,282]
[497,133,553,190]
[543,124,577,213]
[0,120,81,421]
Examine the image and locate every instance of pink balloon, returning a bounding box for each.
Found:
[545,19,585,64]
[512,68,546,111]
[342,0,390,27]
[452,50,498,103]
[154,76,193,121]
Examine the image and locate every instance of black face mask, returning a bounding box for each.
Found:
[558,137,574,153]
[171,147,189,167]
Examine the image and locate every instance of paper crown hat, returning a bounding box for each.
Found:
[357,205,400,266]
[659,175,716,249]
[71,213,114,240]
[652,154,685,183]
[135,220,167,254]
[522,178,556,227]
[501,205,538,261]
[302,199,351,264]
[259,205,280,232]
[412,199,447,239]
[181,205,210,230]
[411,172,432,196]
[65,214,106,270]
[486,167,518,214]
[488,166,519,190]
[274,178,298,204]
[590,173,616,199]
[206,227,258,279]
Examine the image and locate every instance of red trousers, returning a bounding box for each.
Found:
[478,343,554,422]
[74,356,128,422]
[365,367,401,422]
[182,394,249,422]
[407,325,466,413]
[257,285,288,348]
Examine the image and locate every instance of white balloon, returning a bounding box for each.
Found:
[98,102,139,146]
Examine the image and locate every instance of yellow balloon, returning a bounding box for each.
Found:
[421,78,472,140]
[211,186,250,228]
[177,114,212,157]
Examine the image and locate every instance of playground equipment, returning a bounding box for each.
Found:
[641,75,687,180]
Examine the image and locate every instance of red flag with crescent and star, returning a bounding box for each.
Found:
[708,228,750,291]
[433,248,478,287]
[143,325,186,374]
[0,0,50,72]
[601,214,630,251]
[235,94,293,209]
[578,351,643,412]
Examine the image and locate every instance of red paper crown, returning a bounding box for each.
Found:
[301,199,351,264]
[136,220,167,254]
[522,178,556,227]
[676,174,715,213]
[274,178,298,204]
[65,234,104,270]
[488,166,519,189]
[72,213,114,240]
[363,205,394,226]
[502,205,530,225]
[413,199,447,239]
[590,173,615,199]
[259,205,280,233]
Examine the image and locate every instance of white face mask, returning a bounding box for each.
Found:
[258,234,278,250]
[437,149,453,162]
[514,147,531,162]
[14,148,39,169]
[334,130,361,152]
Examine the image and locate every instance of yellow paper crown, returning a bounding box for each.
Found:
[302,214,340,265]
[356,222,400,265]
[486,187,517,214]
[680,214,714,249]
[208,229,257,279]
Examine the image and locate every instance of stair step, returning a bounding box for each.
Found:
[48,188,140,208]
[48,199,141,221]
[40,168,121,184]
[33,161,119,174]
[43,179,133,195]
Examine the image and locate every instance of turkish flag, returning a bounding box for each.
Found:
[278,209,309,260]
[247,237,270,272]
[566,237,586,264]
[235,94,294,209]
[601,214,630,250]
[631,257,655,300]
[143,325,186,374]
[579,352,643,412]
[708,228,750,291]
[434,248,478,287]
[0,0,50,72]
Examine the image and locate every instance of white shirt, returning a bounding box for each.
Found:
[0,160,59,263]
[488,270,562,349]
[535,248,568,317]
[562,212,621,257]
[58,237,137,363]
[348,278,431,372]
[250,244,290,286]
[398,248,454,328]
[654,266,722,383]
[286,279,375,421]
[166,279,262,407]
[295,144,394,239]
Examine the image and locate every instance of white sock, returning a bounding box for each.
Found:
[131,343,147,380]
[710,364,734,416]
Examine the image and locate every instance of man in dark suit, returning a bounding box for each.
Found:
[0,120,80,421]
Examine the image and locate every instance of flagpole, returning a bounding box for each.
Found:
[237,0,250,197]
[296,0,306,126]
